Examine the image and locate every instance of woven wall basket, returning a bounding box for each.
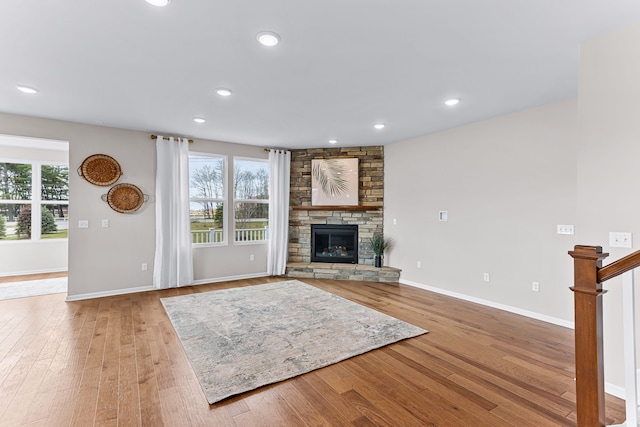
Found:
[78,154,123,186]
[102,183,147,213]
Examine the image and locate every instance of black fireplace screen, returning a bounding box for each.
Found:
[311,224,358,264]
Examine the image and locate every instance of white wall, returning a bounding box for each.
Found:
[0,113,267,298]
[0,136,69,275]
[576,22,640,392]
[385,98,578,323]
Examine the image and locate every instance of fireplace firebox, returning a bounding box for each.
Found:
[311,224,358,264]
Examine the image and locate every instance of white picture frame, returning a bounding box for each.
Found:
[311,158,359,206]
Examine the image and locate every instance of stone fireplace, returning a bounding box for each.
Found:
[285,146,400,282]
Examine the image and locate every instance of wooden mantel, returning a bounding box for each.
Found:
[291,205,378,211]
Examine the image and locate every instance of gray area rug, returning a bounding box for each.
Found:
[161,279,427,403]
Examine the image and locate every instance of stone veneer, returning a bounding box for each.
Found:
[288,146,386,268]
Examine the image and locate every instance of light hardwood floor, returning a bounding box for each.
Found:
[0,277,626,426]
[0,271,67,284]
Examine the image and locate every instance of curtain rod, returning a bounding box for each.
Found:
[150,134,194,144]
[264,148,290,153]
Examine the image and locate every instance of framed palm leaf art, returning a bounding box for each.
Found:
[311,158,359,206]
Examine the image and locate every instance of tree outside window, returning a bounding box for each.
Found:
[0,163,32,240]
[41,165,69,239]
[234,158,269,242]
[0,162,68,240]
[189,154,226,245]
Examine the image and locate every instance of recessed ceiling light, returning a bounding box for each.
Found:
[445,98,460,106]
[216,88,232,97]
[374,123,385,130]
[145,0,170,7]
[328,139,338,144]
[16,85,38,94]
[193,117,206,123]
[256,31,280,47]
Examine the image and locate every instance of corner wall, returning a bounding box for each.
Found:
[385,98,578,322]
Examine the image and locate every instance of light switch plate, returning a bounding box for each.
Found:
[610,232,633,248]
[78,220,89,229]
[557,224,574,235]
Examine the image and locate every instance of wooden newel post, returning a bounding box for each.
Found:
[568,245,609,427]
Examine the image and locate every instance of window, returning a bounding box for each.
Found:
[188,154,269,246]
[234,158,269,243]
[41,165,69,239]
[0,162,69,241]
[189,154,226,245]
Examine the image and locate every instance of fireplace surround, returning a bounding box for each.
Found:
[288,146,384,266]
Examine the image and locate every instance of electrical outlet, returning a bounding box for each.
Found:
[101,219,109,228]
[78,220,89,228]
[532,281,540,292]
[250,254,255,261]
[141,263,148,271]
[483,273,490,282]
[417,261,422,269]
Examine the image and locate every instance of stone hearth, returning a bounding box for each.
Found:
[286,262,401,283]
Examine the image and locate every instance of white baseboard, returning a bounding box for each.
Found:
[605,369,640,402]
[192,272,269,285]
[0,267,67,278]
[399,279,574,329]
[605,382,626,400]
[66,285,156,301]
[66,272,270,301]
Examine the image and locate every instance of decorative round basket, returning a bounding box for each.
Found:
[102,183,147,213]
[78,154,122,186]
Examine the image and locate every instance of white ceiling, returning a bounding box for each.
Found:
[1,1,639,150]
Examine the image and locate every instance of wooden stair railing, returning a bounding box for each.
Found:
[569,245,640,426]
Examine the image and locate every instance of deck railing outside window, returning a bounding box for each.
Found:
[191,227,268,244]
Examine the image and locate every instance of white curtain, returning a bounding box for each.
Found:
[153,136,193,288]
[267,149,291,275]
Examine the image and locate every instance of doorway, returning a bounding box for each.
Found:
[0,134,69,297]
